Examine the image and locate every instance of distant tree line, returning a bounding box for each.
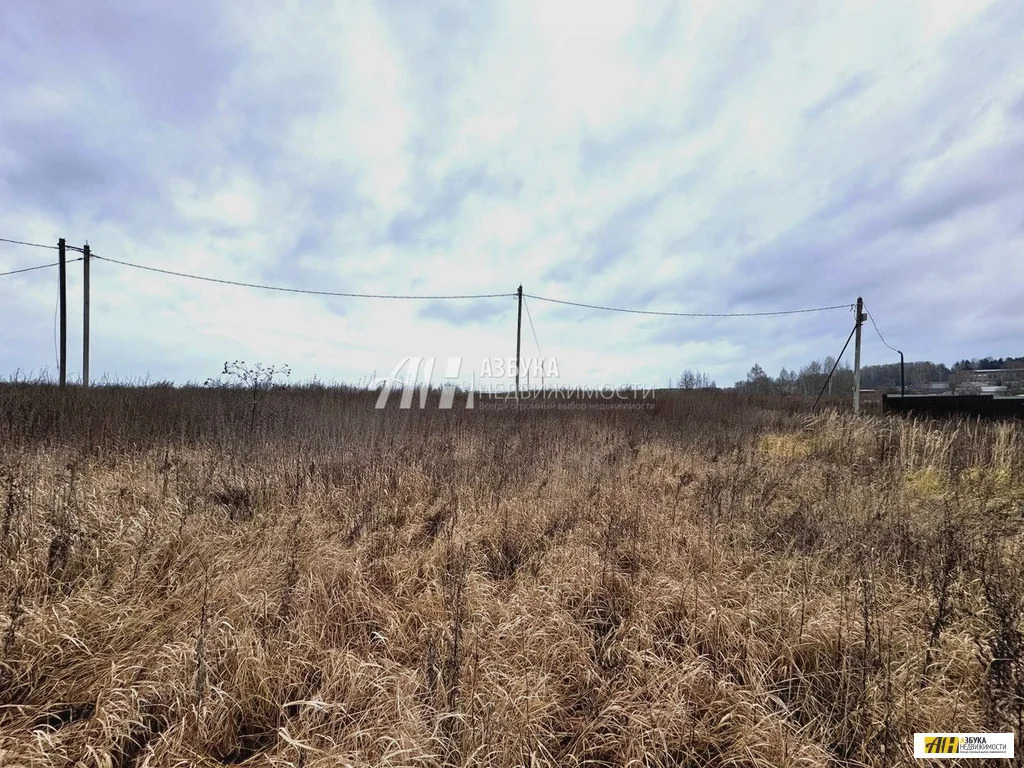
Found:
[951,356,1024,371]
[679,354,1023,395]
[732,358,855,396]
[859,356,1024,390]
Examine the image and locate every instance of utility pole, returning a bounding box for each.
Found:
[515,285,523,403]
[58,238,67,387]
[82,243,90,387]
[899,350,905,398]
[853,296,864,413]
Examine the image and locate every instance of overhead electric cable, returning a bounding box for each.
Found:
[0,258,82,277]
[0,237,58,250]
[523,296,543,358]
[525,293,852,317]
[92,254,513,300]
[862,301,901,354]
[7,236,858,317]
[0,237,84,252]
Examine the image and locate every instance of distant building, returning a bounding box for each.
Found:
[954,368,1024,395]
[980,385,1008,395]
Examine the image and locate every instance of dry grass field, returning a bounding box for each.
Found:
[1,384,1023,767]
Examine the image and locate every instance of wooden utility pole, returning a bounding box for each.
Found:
[515,285,523,403]
[899,350,905,398]
[82,243,90,387]
[853,296,864,413]
[58,238,67,387]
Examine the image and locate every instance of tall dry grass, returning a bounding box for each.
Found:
[0,383,1022,766]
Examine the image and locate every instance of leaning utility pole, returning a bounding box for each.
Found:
[58,238,67,387]
[515,285,523,403]
[853,296,864,413]
[82,243,91,387]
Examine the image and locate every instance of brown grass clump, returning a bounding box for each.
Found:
[0,383,1022,766]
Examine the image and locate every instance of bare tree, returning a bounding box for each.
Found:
[678,369,715,390]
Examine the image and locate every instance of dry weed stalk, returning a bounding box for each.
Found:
[0,382,1021,766]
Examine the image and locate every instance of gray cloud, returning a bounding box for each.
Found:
[386,166,525,249]
[416,297,513,325]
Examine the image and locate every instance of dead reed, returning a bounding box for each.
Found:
[0,384,1021,766]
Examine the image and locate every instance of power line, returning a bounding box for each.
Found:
[1,261,61,277]
[0,258,82,278]
[4,235,858,318]
[863,301,901,354]
[523,295,543,358]
[0,237,57,250]
[92,254,514,300]
[525,293,853,317]
[0,237,84,253]
[522,295,547,390]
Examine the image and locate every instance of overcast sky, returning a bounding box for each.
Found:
[1,1,1022,389]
